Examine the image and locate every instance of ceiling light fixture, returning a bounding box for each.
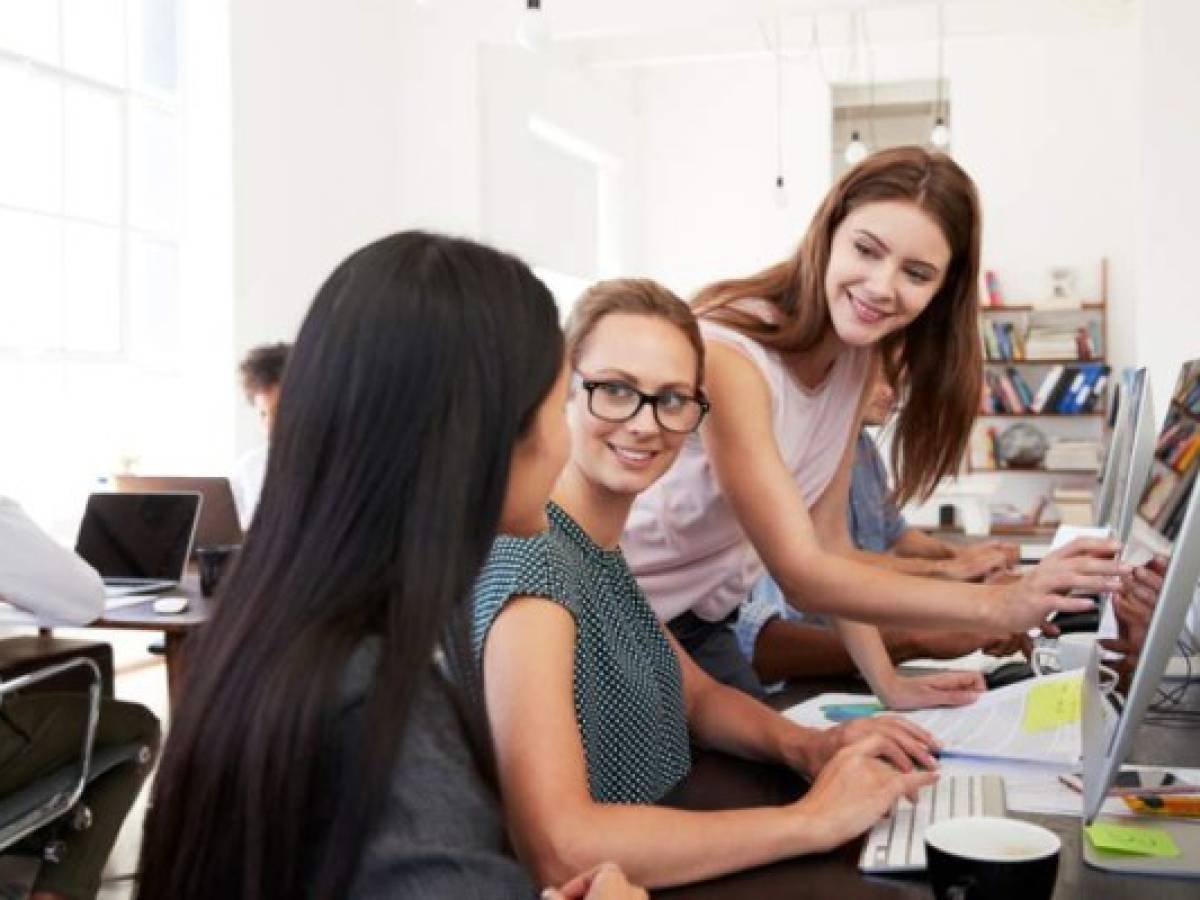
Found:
[844,131,868,165]
[843,10,873,166]
[930,2,951,149]
[516,0,550,52]
[770,17,788,208]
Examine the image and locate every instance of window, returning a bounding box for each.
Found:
[0,1,201,531]
[0,0,181,359]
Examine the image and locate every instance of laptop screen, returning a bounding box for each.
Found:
[112,475,243,549]
[75,492,201,580]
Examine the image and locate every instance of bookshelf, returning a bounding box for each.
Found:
[1137,360,1200,542]
[968,260,1111,534]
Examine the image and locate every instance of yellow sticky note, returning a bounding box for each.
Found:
[1085,822,1181,858]
[1021,675,1082,734]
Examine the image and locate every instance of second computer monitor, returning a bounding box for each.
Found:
[1082,358,1200,834]
[1097,367,1156,544]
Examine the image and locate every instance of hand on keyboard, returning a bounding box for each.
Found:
[805,715,940,775]
[858,774,1008,873]
[795,737,939,855]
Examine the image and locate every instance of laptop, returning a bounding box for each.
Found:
[75,492,202,598]
[112,475,243,550]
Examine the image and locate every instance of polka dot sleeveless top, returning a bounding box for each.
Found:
[472,502,691,804]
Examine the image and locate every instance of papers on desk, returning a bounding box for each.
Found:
[104,593,157,611]
[787,678,1200,821]
[784,670,1083,767]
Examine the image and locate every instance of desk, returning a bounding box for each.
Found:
[658,678,1200,899]
[94,575,211,708]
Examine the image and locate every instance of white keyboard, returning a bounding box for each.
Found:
[1019,542,1053,564]
[858,774,1007,873]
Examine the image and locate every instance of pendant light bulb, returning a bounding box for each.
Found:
[774,175,789,210]
[931,117,951,148]
[516,0,550,52]
[844,131,869,165]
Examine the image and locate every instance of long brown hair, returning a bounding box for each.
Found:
[694,146,982,504]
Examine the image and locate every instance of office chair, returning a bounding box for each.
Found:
[0,658,152,888]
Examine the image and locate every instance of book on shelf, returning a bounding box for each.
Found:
[1007,367,1036,409]
[979,364,1108,416]
[1044,438,1102,472]
[970,425,998,470]
[1175,362,1200,414]
[1139,469,1179,522]
[1156,409,1200,472]
[1027,316,1099,360]
[1043,364,1109,414]
[980,320,1025,361]
[1030,364,1065,413]
[1052,486,1095,527]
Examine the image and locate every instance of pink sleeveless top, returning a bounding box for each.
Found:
[621,312,872,623]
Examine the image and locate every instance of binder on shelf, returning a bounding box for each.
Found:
[1047,366,1081,413]
[1031,364,1065,414]
[1007,367,1036,409]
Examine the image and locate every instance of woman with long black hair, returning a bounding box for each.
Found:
[137,232,643,900]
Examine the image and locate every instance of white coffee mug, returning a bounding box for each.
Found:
[1031,632,1096,676]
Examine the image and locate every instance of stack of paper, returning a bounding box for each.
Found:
[784,671,1083,767]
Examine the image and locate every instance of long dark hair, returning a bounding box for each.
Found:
[137,232,563,899]
[695,147,983,504]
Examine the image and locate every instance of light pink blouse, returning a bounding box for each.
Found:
[621,313,872,624]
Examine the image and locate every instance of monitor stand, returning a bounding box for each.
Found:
[1083,816,1200,877]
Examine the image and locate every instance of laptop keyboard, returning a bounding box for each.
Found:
[858,774,1007,873]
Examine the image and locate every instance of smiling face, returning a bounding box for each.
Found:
[568,313,700,499]
[824,200,952,348]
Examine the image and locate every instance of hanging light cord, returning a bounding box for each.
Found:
[859,9,877,150]
[775,16,784,190]
[935,2,946,126]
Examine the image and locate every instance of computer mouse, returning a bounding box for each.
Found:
[152,596,190,615]
[985,660,1035,690]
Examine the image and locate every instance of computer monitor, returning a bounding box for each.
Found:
[1081,357,1200,876]
[1106,369,1158,545]
[1019,369,1149,566]
[1094,369,1141,530]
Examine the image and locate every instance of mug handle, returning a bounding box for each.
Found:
[1031,645,1059,677]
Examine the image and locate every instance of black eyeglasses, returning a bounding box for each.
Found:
[575,375,710,434]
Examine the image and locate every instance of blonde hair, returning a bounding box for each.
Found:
[566,278,705,388]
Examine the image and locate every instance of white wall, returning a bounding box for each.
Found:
[479,45,643,286]
[1137,0,1200,405]
[228,0,404,452]
[950,25,1139,369]
[226,1,646,450]
[637,55,831,298]
[635,23,1138,332]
